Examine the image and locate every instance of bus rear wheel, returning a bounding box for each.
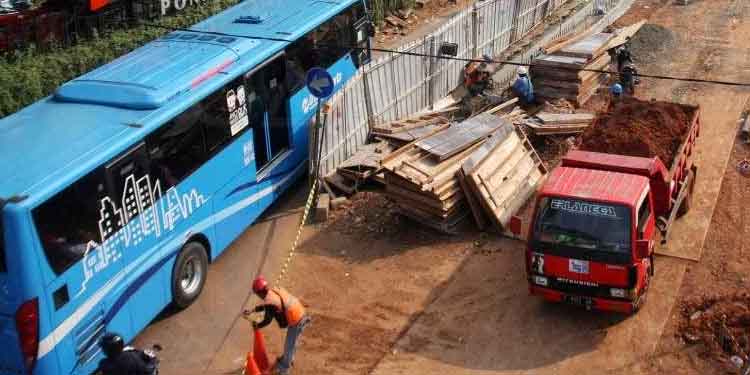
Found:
[172,242,208,309]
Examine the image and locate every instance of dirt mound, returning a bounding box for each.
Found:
[629,24,676,65]
[579,98,693,165]
[678,293,750,365]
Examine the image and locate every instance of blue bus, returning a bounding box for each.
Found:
[0,0,372,373]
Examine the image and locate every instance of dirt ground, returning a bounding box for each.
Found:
[135,1,750,374]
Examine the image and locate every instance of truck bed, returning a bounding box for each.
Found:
[562,98,701,235]
[578,98,699,171]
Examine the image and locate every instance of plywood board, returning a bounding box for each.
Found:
[533,55,589,68]
[415,114,509,161]
[462,129,547,230]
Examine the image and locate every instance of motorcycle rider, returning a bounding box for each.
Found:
[97,332,159,375]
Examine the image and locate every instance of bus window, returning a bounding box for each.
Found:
[247,86,269,170]
[147,106,207,189]
[33,169,107,274]
[285,1,368,90]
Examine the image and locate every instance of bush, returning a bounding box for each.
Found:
[0,0,239,118]
[369,0,417,25]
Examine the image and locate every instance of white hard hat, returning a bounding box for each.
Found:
[517,66,528,75]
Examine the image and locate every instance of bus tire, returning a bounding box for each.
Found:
[171,242,208,309]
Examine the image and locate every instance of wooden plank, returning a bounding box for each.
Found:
[458,169,488,230]
[338,141,394,170]
[536,112,595,125]
[602,20,647,51]
[533,55,589,68]
[324,172,356,195]
[557,33,614,60]
[486,98,520,115]
[415,113,508,161]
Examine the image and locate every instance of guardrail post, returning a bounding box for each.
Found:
[427,36,436,110]
[471,4,479,58]
[510,0,522,42]
[362,69,375,132]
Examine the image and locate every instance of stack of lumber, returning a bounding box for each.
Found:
[532,32,614,106]
[459,121,547,231]
[381,113,510,233]
[524,112,595,135]
[324,108,457,194]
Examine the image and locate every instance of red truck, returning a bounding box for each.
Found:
[524,99,700,314]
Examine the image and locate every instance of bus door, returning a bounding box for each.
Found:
[244,53,291,208]
[32,167,128,373]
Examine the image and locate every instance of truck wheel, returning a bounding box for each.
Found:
[171,242,209,309]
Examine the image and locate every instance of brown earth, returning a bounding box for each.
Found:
[579,98,694,165]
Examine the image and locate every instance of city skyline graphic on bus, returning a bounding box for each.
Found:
[77,174,207,298]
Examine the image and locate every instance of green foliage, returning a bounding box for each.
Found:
[369,0,417,25]
[0,0,239,118]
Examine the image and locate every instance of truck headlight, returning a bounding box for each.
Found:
[610,288,626,298]
[533,276,548,286]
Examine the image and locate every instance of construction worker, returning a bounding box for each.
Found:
[615,40,633,73]
[512,66,535,106]
[609,83,624,110]
[619,63,638,96]
[246,276,310,375]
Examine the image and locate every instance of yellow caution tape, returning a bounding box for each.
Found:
[274,178,319,286]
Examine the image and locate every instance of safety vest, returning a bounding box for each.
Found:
[266,288,305,327]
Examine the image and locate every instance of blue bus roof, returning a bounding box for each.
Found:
[0,0,359,204]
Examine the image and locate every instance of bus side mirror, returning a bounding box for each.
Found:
[635,239,650,258]
[439,42,458,57]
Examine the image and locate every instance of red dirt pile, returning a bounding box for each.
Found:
[678,293,750,365]
[579,98,694,165]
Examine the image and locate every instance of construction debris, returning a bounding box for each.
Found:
[532,33,614,106]
[460,122,546,231]
[336,141,396,184]
[371,108,456,134]
[380,111,546,233]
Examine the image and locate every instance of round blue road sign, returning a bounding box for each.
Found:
[305,67,335,99]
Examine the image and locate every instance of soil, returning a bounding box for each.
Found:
[374,0,474,48]
[579,97,694,165]
[628,24,677,66]
[678,293,750,364]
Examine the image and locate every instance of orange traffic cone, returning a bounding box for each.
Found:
[253,328,271,373]
[243,352,261,375]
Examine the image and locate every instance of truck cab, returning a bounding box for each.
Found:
[526,166,655,314]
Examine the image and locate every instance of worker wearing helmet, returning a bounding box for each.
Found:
[97,332,158,375]
[608,83,624,111]
[512,66,535,105]
[246,276,309,375]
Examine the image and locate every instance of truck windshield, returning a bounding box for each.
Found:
[533,197,632,254]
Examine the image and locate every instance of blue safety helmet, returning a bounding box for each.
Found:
[610,83,623,95]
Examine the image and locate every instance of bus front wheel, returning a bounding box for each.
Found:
[171,242,209,309]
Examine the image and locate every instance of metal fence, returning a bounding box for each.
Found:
[316,0,632,177]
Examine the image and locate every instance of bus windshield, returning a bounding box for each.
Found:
[532,197,632,254]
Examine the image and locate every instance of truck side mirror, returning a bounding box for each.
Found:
[509,215,523,237]
[635,239,650,258]
[439,42,459,57]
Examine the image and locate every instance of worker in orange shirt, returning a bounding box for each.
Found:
[245,276,310,375]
